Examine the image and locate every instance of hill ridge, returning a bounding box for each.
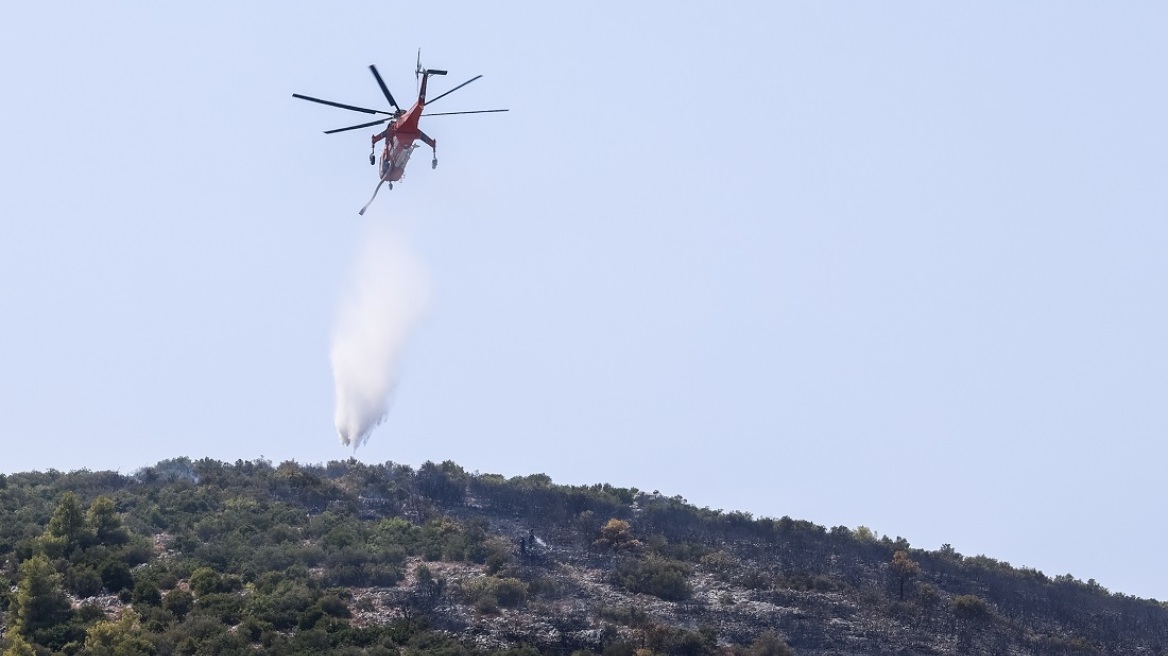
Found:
[0,457,1165,655]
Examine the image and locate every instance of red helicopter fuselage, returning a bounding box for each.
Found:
[373,71,438,184]
[376,106,424,183]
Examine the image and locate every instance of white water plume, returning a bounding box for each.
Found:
[331,220,430,449]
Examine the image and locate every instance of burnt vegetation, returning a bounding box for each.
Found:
[0,459,1165,655]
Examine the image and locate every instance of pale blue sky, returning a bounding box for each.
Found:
[2,4,1166,599]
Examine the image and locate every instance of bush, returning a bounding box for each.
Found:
[194,592,246,625]
[474,594,499,614]
[189,567,224,596]
[746,630,795,656]
[100,559,134,593]
[459,576,528,611]
[66,566,104,597]
[163,588,194,619]
[612,556,691,601]
[952,594,992,621]
[132,579,162,606]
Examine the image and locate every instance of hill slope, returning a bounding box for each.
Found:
[0,458,1165,655]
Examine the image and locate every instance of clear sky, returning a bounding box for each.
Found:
[2,3,1165,600]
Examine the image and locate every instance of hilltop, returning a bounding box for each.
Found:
[1,458,1165,655]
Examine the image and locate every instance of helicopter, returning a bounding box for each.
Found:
[293,52,508,214]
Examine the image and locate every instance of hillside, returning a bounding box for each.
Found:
[1,458,1165,655]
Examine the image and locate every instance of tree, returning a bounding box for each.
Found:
[890,550,921,600]
[100,559,134,594]
[10,555,72,638]
[414,564,446,604]
[84,612,155,656]
[595,519,640,552]
[2,634,37,656]
[162,588,194,620]
[189,567,227,596]
[46,491,89,551]
[87,496,129,546]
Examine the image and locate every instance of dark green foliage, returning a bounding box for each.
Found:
[612,555,692,601]
[162,588,194,619]
[132,578,162,606]
[194,592,246,625]
[416,460,469,504]
[65,565,104,597]
[458,576,528,611]
[100,559,134,593]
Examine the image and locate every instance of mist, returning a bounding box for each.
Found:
[330,219,430,449]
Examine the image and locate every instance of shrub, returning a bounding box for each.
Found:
[474,594,499,614]
[66,566,104,598]
[189,567,224,596]
[459,576,528,610]
[100,559,134,593]
[612,556,691,601]
[952,594,992,621]
[132,579,162,606]
[746,630,795,656]
[194,592,246,625]
[163,588,194,619]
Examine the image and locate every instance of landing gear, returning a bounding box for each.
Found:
[369,153,375,165]
[417,130,438,171]
[388,182,393,190]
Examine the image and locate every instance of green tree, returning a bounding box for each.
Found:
[189,567,226,596]
[2,634,37,656]
[87,496,129,546]
[853,525,876,542]
[132,579,162,606]
[11,555,72,638]
[100,560,134,593]
[162,588,194,620]
[84,612,155,656]
[46,491,90,551]
[415,564,446,603]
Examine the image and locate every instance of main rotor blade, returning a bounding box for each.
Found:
[369,65,400,111]
[424,75,483,107]
[422,109,510,117]
[292,93,391,115]
[324,118,390,134]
